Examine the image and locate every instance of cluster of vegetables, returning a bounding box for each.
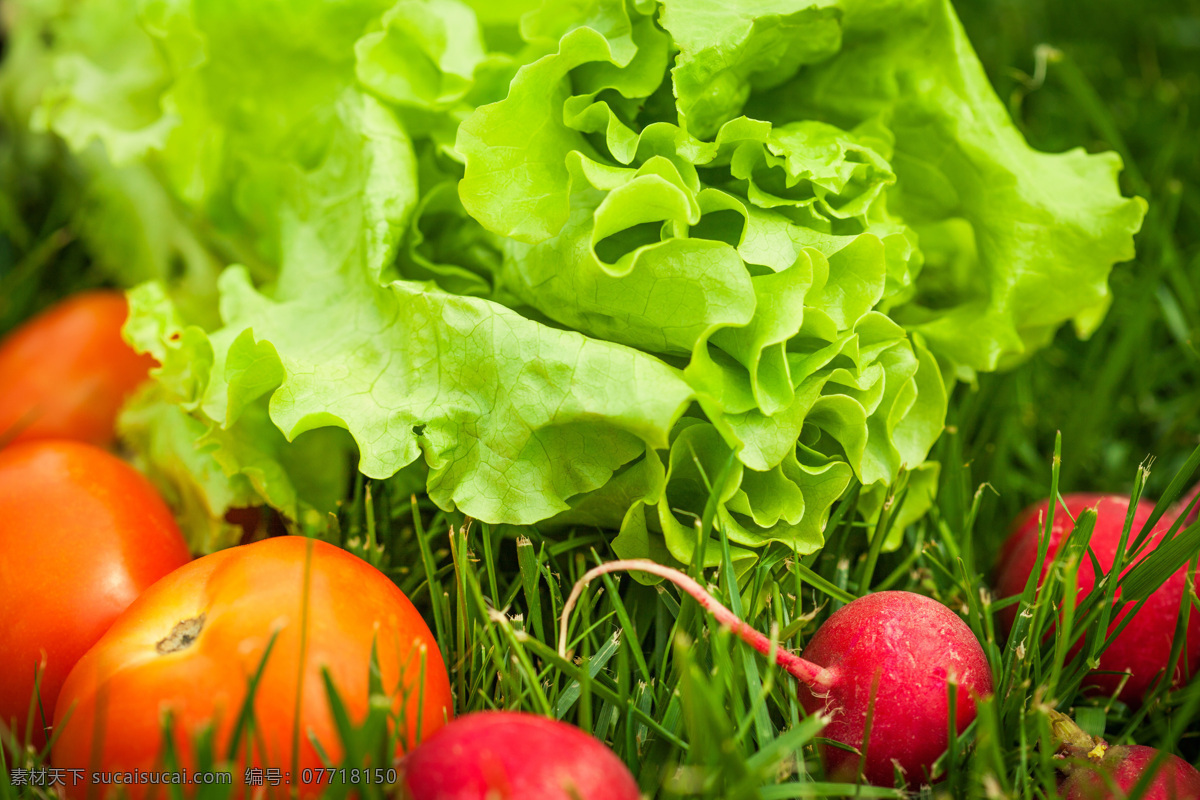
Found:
[1,0,1196,796]
[3,291,1200,798]
[0,292,600,798]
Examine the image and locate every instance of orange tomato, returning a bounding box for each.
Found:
[0,440,191,749]
[52,536,452,799]
[0,290,156,447]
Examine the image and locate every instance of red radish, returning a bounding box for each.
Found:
[1173,484,1200,528]
[1051,711,1200,800]
[995,494,1200,704]
[399,711,639,800]
[560,560,993,787]
[1062,747,1200,800]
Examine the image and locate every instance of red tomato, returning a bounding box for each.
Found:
[53,536,453,799]
[0,440,191,749]
[0,290,156,447]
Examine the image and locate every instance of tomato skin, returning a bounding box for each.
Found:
[0,440,191,749]
[0,290,156,447]
[52,536,452,799]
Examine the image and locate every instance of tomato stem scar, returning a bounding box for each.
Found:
[156,614,206,654]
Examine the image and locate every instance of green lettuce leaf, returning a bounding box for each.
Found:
[0,0,222,324]
[115,72,696,531]
[118,383,353,553]
[660,0,841,139]
[455,0,946,564]
[746,0,1147,378]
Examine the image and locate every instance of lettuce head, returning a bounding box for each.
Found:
[0,0,1145,564]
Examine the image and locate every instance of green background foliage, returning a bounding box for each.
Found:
[1,0,1199,797]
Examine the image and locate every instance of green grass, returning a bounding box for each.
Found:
[3,0,1200,797]
[11,445,1199,799]
[952,0,1200,523]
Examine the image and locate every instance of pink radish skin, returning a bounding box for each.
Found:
[399,711,639,800]
[561,560,994,787]
[795,591,993,785]
[1052,711,1200,800]
[995,494,1200,704]
[1061,746,1200,800]
[1173,484,1200,528]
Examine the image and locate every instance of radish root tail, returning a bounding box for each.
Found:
[558,559,835,691]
